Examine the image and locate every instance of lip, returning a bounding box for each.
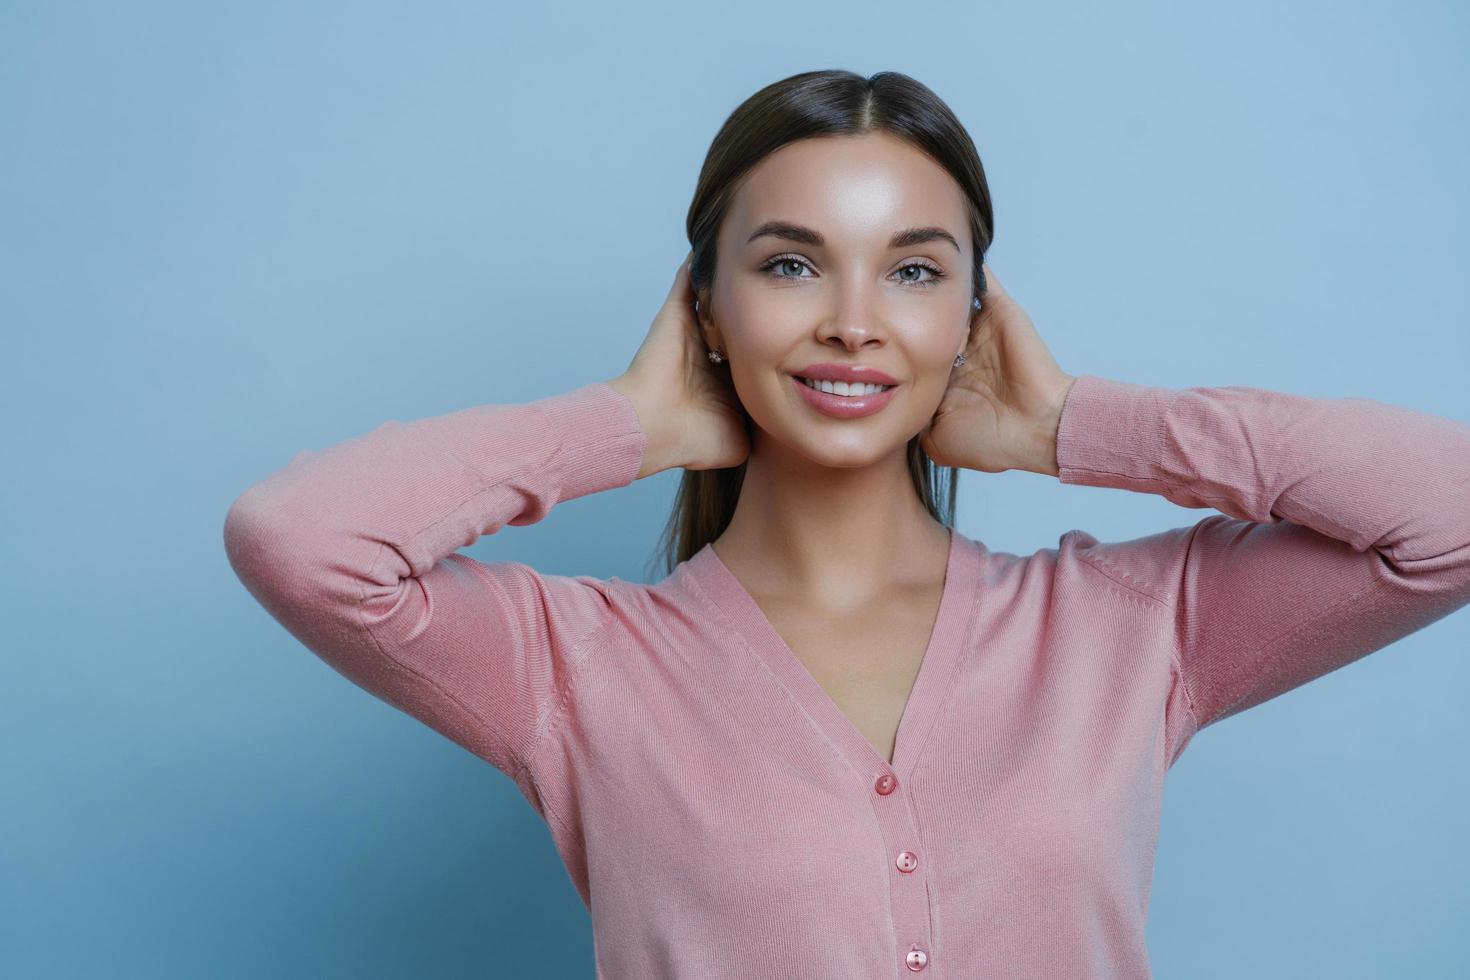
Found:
[791,373,899,419]
[793,362,900,385]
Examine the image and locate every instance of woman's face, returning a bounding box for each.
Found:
[700,131,976,470]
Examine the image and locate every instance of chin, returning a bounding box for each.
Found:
[787,426,915,470]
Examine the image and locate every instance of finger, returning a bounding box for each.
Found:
[981,261,1005,297]
[974,262,997,321]
[671,253,695,299]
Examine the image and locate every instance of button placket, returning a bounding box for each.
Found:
[684,534,979,979]
[870,775,929,975]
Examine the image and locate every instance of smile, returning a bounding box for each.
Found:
[796,376,894,397]
[790,374,899,419]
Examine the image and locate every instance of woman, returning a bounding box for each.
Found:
[223,70,1470,978]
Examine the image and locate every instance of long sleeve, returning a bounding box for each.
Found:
[221,381,649,801]
[1053,374,1470,755]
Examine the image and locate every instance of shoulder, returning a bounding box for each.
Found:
[1052,521,1236,610]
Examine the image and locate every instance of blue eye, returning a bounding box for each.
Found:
[894,262,945,287]
[761,256,816,281]
[758,254,948,289]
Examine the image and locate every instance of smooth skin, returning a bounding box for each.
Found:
[610,134,1077,573]
[611,129,1081,617]
[608,133,1076,761]
[610,250,1074,479]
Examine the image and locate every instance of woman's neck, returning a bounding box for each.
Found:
[711,441,952,608]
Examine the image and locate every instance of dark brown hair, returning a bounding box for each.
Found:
[648,69,995,579]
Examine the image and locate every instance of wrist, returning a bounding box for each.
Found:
[1026,373,1077,477]
[607,373,686,479]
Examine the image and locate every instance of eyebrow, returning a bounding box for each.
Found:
[746,220,961,254]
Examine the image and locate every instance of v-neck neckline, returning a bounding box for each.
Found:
[681,527,980,783]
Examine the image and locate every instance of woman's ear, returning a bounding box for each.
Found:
[694,289,721,348]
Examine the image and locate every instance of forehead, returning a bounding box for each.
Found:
[725,132,969,250]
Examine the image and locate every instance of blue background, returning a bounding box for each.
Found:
[3,1,1467,976]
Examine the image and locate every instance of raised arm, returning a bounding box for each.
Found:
[222,381,649,800]
[1053,375,1470,753]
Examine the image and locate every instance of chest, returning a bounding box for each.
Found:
[759,588,942,766]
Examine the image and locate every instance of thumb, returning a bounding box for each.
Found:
[673,250,694,298]
[980,261,1010,302]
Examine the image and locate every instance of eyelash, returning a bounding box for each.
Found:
[757,253,948,289]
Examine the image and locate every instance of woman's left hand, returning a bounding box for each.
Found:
[919,263,1078,476]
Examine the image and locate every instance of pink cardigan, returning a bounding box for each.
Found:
[223,375,1470,978]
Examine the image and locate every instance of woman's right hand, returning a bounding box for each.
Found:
[609,251,751,478]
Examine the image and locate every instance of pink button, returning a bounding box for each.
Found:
[905,944,929,971]
[875,773,897,795]
[896,850,918,873]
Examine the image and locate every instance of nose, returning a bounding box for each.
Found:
[818,289,887,351]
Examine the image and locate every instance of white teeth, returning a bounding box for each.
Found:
[800,377,891,397]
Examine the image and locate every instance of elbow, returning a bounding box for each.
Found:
[1374,526,1470,618]
[223,493,296,608]
[223,489,380,629]
[223,490,327,609]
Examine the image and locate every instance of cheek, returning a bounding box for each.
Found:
[897,328,966,410]
[920,331,961,361]
[723,303,796,373]
[900,322,967,373]
[727,345,791,422]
